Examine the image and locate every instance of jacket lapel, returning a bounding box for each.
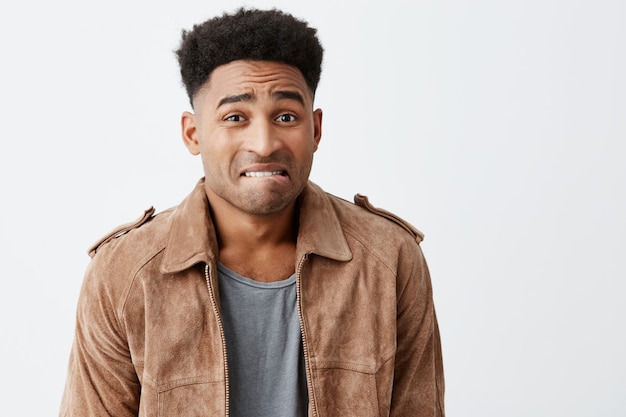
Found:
[160,178,352,275]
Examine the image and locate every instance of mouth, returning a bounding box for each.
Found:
[242,170,287,178]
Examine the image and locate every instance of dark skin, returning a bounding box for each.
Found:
[181,60,323,282]
[211,202,298,282]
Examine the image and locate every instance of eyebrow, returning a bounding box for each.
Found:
[216,90,305,109]
[217,93,252,109]
[272,91,305,105]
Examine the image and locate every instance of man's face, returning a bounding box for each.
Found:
[182,60,322,216]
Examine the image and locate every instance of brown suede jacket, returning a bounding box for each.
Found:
[60,179,445,417]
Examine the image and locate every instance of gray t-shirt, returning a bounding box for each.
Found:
[217,263,308,417]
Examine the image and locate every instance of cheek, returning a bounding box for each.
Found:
[200,142,241,175]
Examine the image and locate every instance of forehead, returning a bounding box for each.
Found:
[196,60,312,106]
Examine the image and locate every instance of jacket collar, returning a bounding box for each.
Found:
[161,178,352,274]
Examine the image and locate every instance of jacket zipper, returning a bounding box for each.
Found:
[204,263,230,417]
[296,254,318,417]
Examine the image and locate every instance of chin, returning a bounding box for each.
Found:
[244,203,290,216]
[241,196,295,216]
[239,187,301,214]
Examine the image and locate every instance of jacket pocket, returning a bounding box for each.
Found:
[156,378,226,417]
[312,365,379,417]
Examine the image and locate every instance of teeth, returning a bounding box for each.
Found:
[244,171,283,177]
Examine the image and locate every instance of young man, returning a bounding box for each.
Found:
[60,8,444,417]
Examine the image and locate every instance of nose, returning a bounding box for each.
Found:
[243,119,283,157]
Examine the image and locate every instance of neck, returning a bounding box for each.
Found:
[207,194,298,252]
[206,191,299,282]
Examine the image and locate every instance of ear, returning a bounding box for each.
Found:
[312,108,323,152]
[181,111,201,155]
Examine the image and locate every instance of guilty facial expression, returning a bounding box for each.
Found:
[182,60,322,216]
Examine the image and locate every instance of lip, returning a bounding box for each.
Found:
[240,163,290,179]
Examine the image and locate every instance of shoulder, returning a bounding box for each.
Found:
[78,205,179,318]
[322,191,430,285]
[87,207,156,257]
[352,194,424,243]
[85,205,176,277]
[325,191,424,247]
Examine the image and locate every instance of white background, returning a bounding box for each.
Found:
[1,0,624,415]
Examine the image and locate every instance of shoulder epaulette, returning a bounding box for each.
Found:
[87,206,156,258]
[353,194,424,242]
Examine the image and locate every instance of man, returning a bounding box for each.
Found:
[60,8,444,417]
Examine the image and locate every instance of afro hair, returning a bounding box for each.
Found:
[176,8,324,105]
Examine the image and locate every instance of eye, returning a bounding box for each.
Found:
[276,113,297,123]
[225,114,244,122]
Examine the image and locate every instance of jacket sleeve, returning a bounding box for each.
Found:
[59,257,141,417]
[391,242,445,416]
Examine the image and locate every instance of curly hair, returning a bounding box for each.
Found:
[175,8,324,105]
